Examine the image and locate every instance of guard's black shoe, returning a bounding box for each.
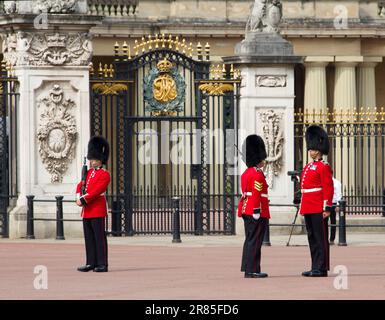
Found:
[77,265,95,272]
[302,270,312,277]
[244,272,268,278]
[302,270,327,277]
[93,265,108,272]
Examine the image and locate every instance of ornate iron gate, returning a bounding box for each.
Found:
[0,62,18,237]
[90,36,240,235]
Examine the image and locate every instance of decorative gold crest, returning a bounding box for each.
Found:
[152,59,178,103]
[144,58,186,115]
[199,83,234,96]
[92,82,128,95]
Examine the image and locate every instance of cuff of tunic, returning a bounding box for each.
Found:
[80,196,87,206]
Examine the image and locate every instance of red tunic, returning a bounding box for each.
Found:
[76,167,111,219]
[299,160,333,215]
[237,167,270,219]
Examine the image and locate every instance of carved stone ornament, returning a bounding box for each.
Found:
[246,0,282,34]
[36,84,77,183]
[36,0,77,13]
[256,75,286,87]
[259,110,284,188]
[1,31,92,67]
[4,1,18,14]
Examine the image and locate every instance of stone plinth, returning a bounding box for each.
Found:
[224,30,303,236]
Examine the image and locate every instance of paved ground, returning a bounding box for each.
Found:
[1,233,385,300]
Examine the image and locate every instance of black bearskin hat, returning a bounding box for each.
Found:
[241,134,267,168]
[305,125,329,155]
[87,136,110,164]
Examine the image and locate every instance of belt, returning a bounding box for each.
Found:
[301,188,322,193]
[243,192,268,198]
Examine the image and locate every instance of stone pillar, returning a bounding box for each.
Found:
[224,31,303,236]
[333,57,361,195]
[357,57,382,195]
[303,56,333,164]
[0,4,102,238]
[334,58,361,118]
[304,57,333,120]
[357,58,382,114]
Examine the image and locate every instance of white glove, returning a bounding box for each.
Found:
[252,213,260,220]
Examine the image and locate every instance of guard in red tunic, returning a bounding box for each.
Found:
[76,136,111,273]
[300,125,334,277]
[238,135,270,278]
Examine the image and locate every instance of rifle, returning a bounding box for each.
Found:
[81,157,88,196]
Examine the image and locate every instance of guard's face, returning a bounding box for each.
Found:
[89,159,102,168]
[257,160,266,169]
[308,149,321,160]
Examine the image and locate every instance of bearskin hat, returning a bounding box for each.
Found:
[305,125,329,155]
[87,136,110,164]
[241,134,267,168]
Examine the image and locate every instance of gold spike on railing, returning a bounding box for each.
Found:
[197,42,203,61]
[141,36,146,53]
[98,62,103,77]
[161,34,166,48]
[175,36,180,51]
[147,35,152,50]
[205,42,210,61]
[188,42,193,58]
[103,64,109,78]
[114,41,120,61]
[134,39,139,56]
[122,41,128,61]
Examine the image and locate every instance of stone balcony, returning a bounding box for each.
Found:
[87,0,138,16]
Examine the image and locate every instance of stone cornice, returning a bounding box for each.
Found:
[88,17,385,39]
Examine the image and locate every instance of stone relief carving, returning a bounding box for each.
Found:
[259,110,284,188]
[256,75,286,87]
[246,0,282,34]
[2,32,92,67]
[36,0,77,13]
[36,84,77,183]
[4,1,18,14]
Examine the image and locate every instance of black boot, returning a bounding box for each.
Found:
[77,265,95,272]
[302,270,327,277]
[93,265,108,272]
[244,272,268,278]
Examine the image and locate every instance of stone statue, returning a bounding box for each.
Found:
[246,0,282,34]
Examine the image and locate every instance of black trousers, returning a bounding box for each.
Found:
[241,215,267,274]
[329,205,337,241]
[83,217,108,267]
[304,213,330,271]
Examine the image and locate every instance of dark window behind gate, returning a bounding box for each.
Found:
[90,37,240,235]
